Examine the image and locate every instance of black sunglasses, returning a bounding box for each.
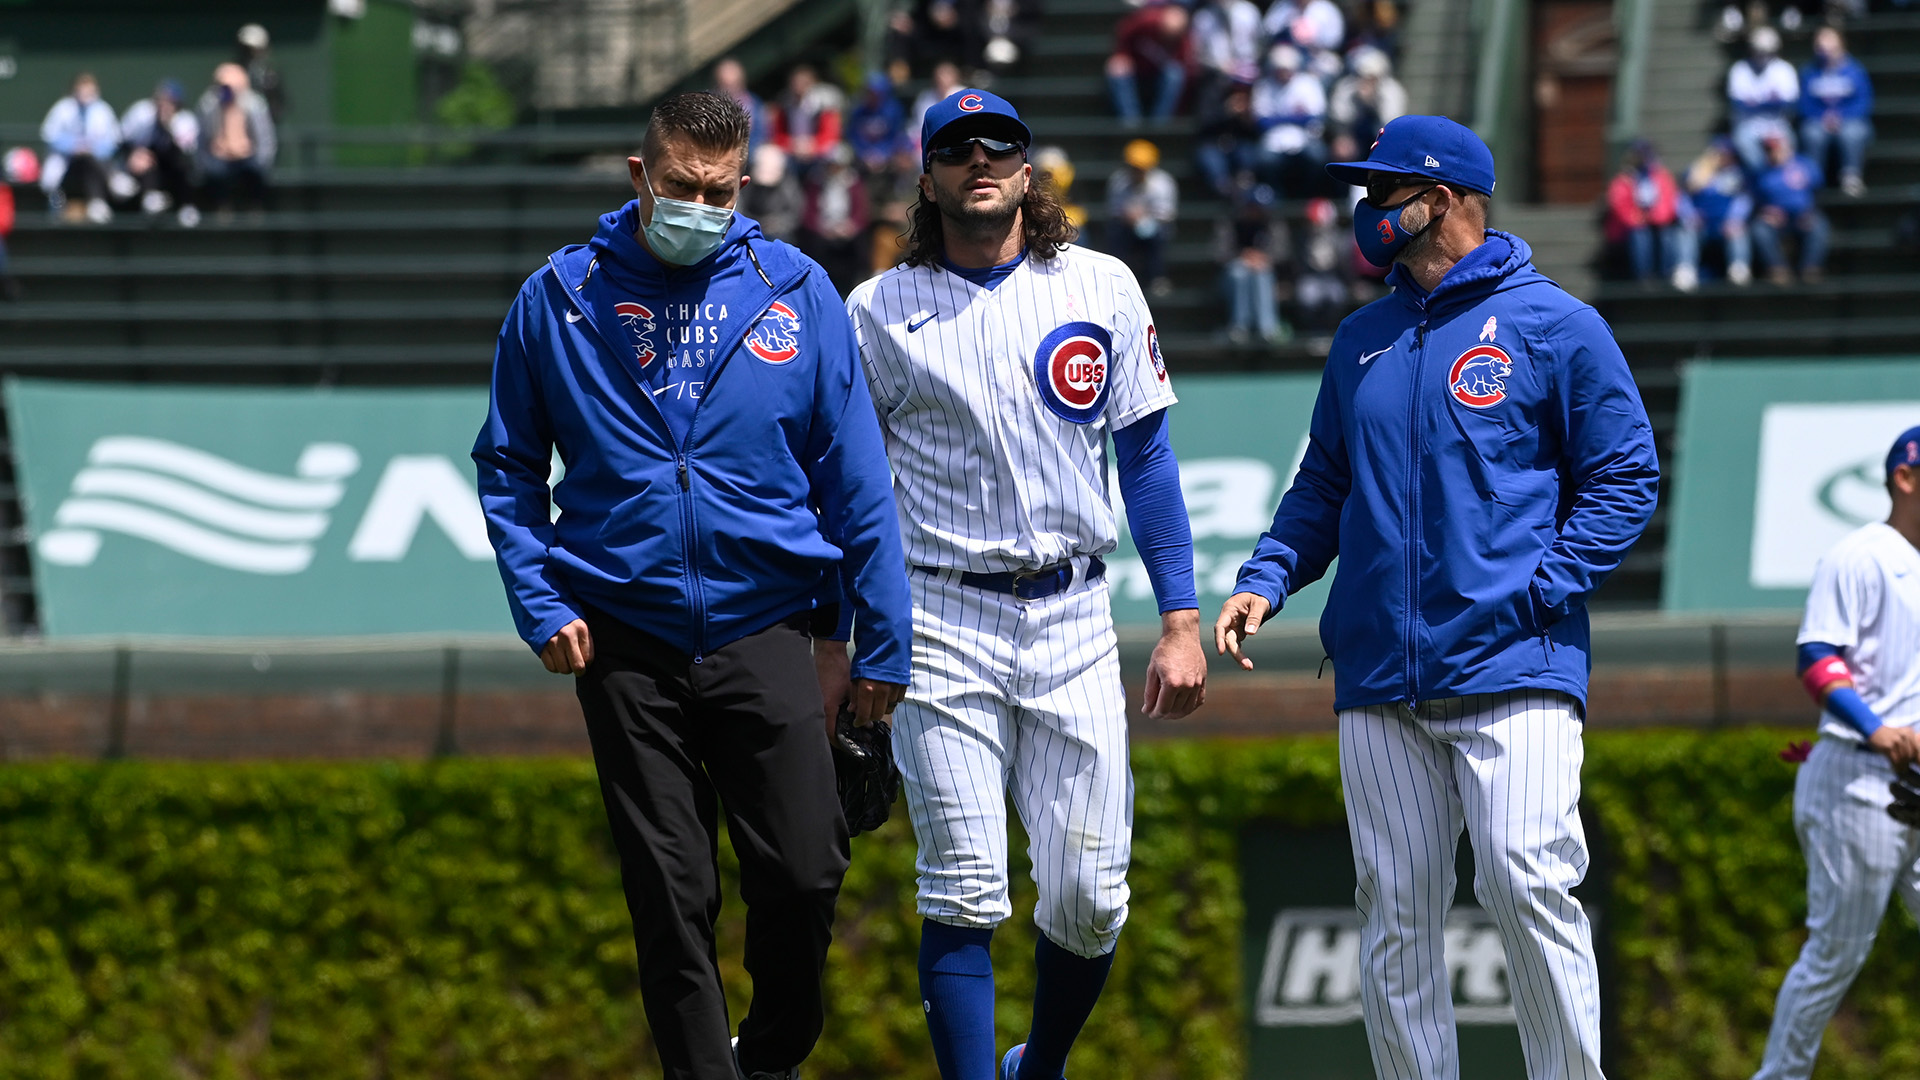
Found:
[927,137,1027,167]
[1365,175,1438,209]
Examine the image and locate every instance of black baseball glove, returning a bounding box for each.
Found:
[1891,764,1920,829]
[833,705,900,836]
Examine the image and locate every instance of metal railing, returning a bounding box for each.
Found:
[0,122,649,172]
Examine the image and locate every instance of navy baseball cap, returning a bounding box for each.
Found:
[920,88,1032,169]
[1326,114,1497,196]
[1888,425,1920,477]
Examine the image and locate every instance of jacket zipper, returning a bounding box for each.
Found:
[1404,316,1428,705]
[659,278,708,664]
[672,252,803,663]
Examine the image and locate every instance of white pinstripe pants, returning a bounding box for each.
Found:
[891,568,1132,958]
[1752,736,1920,1080]
[1338,691,1605,1080]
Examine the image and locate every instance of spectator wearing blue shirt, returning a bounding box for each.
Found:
[1800,26,1873,197]
[1752,133,1829,284]
[847,71,913,198]
[1685,138,1754,285]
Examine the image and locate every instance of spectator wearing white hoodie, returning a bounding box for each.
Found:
[40,72,121,223]
[1328,46,1406,145]
[1191,0,1266,85]
[1252,44,1328,197]
[1728,25,1799,173]
[1263,0,1347,81]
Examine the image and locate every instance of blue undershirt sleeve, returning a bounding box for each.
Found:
[1113,409,1197,613]
[1796,641,1839,669]
[1797,641,1883,738]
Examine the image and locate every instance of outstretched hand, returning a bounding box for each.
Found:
[1213,592,1273,671]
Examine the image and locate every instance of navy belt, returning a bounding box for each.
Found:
[915,557,1104,601]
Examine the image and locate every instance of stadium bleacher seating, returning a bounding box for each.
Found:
[1595,7,1920,363]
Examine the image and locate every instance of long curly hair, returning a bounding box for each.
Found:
[902,171,1079,268]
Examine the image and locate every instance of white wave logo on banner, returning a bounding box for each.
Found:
[36,437,361,574]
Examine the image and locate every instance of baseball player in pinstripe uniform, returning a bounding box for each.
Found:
[1750,426,1920,1080]
[1215,116,1659,1080]
[839,90,1207,1080]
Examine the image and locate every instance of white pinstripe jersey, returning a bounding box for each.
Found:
[845,245,1177,573]
[1799,522,1920,740]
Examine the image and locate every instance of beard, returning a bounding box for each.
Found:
[932,173,1024,232]
[1393,198,1441,265]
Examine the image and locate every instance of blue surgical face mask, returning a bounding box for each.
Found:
[640,159,735,266]
[1352,185,1440,267]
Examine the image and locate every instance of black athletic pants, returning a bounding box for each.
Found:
[575,607,848,1080]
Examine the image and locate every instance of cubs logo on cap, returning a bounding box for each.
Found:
[1449,344,1512,409]
[920,88,1032,169]
[615,302,658,367]
[745,301,802,364]
[1147,324,1167,382]
[1033,321,1111,424]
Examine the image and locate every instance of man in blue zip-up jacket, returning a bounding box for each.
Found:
[1799,26,1873,198]
[1216,116,1657,1080]
[473,92,911,1080]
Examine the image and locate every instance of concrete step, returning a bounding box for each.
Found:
[1494,205,1601,300]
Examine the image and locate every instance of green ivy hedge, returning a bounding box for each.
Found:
[0,732,1912,1079]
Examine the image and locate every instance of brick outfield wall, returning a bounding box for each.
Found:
[0,665,1810,761]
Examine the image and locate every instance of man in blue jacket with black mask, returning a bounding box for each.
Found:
[1215,115,1657,1080]
[474,91,911,1080]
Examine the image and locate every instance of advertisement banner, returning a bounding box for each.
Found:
[9,380,504,637]
[7,375,1328,637]
[1107,373,1330,627]
[1664,360,1920,612]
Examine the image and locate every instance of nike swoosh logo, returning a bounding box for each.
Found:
[907,313,936,333]
[1359,347,1390,364]
[566,309,585,323]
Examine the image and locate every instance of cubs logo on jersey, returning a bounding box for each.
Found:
[1449,344,1512,409]
[745,301,802,364]
[615,302,658,367]
[1147,323,1167,382]
[1033,321,1112,424]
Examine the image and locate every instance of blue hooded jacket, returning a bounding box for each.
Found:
[1235,231,1659,709]
[473,202,912,682]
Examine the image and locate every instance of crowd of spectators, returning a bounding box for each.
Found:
[1606,20,1868,289]
[22,24,281,229]
[729,62,903,296]
[1104,0,1404,341]
[721,0,1069,295]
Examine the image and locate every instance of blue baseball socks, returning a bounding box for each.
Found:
[920,920,1118,1080]
[920,919,997,1080]
[1015,934,1117,1080]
